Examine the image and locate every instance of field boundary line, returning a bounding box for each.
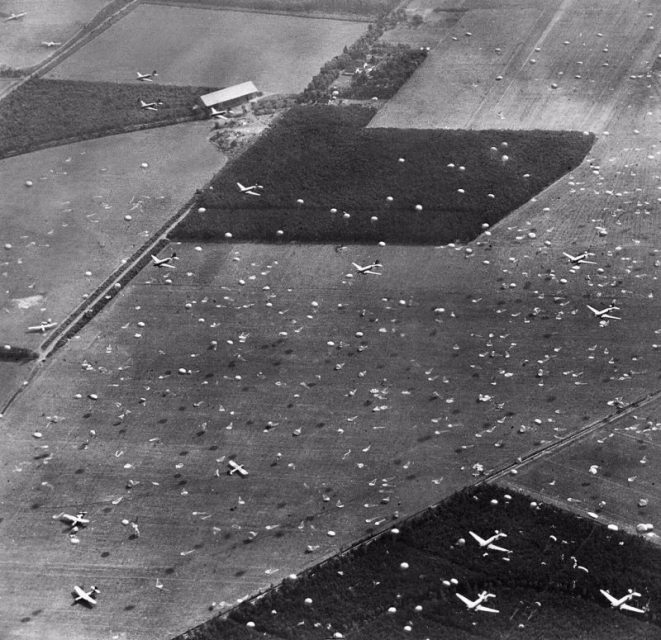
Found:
[171,386,661,639]
[0,0,140,104]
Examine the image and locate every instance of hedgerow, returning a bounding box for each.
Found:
[0,346,38,362]
[171,105,595,245]
[175,485,661,639]
[0,79,214,158]
[158,0,400,17]
[339,44,428,100]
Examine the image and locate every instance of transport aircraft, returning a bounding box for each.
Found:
[151,253,176,268]
[469,530,511,553]
[456,591,499,613]
[139,99,162,111]
[228,460,249,476]
[209,107,228,120]
[563,251,596,265]
[60,512,90,530]
[136,70,158,81]
[73,585,100,607]
[237,182,263,196]
[352,260,382,275]
[3,12,26,21]
[587,304,620,320]
[600,589,646,613]
[26,320,57,333]
[41,41,62,47]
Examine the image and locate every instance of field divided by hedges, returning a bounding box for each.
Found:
[172,105,595,245]
[0,78,215,157]
[177,485,661,639]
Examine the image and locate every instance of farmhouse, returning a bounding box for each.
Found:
[200,81,262,112]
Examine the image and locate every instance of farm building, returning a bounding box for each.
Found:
[200,81,262,112]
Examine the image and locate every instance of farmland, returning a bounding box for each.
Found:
[0,0,115,71]
[1,0,660,639]
[3,211,661,639]
[45,4,367,94]
[188,485,661,639]
[500,395,661,544]
[370,0,659,131]
[0,120,224,410]
[158,0,397,18]
[0,79,215,158]
[174,105,594,244]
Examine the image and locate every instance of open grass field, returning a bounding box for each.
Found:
[174,105,594,244]
[0,120,224,410]
[0,0,115,70]
[45,4,367,94]
[500,396,661,544]
[1,1,660,638]
[0,78,214,158]
[370,0,659,131]
[191,485,661,639]
[3,202,661,638]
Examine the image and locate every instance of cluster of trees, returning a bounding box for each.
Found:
[340,44,428,100]
[298,10,408,103]
[0,79,214,158]
[171,105,594,245]
[170,0,400,17]
[176,485,661,639]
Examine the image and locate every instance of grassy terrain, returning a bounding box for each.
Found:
[172,105,594,244]
[0,78,214,157]
[179,485,661,639]
[157,0,399,17]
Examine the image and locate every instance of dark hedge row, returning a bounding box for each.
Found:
[0,79,214,158]
[158,0,399,17]
[175,485,661,639]
[0,346,38,362]
[171,105,595,244]
[340,45,428,100]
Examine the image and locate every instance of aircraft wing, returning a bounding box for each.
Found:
[620,603,646,614]
[475,605,499,613]
[455,593,474,608]
[586,305,599,315]
[74,586,96,604]
[563,252,576,261]
[600,590,617,605]
[487,543,512,554]
[469,531,486,546]
[602,314,620,320]
[245,190,261,196]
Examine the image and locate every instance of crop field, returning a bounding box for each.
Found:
[193,485,661,639]
[0,0,115,70]
[0,120,224,410]
[3,204,661,639]
[1,1,660,639]
[370,0,659,131]
[500,396,661,542]
[45,4,367,94]
[0,79,215,158]
[174,105,594,245]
